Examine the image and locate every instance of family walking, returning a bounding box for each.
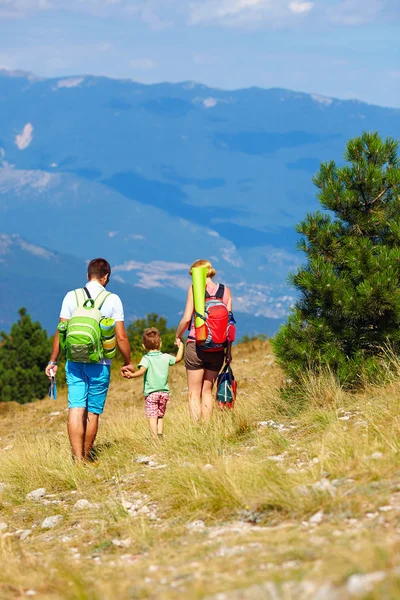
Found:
[45,258,235,461]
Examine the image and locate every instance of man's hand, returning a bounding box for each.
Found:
[121,363,135,379]
[175,336,182,347]
[45,364,58,379]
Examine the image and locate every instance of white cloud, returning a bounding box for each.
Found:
[0,0,395,27]
[288,1,313,14]
[129,58,156,71]
[113,260,190,290]
[15,123,33,150]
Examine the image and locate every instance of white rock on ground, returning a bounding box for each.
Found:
[20,529,32,541]
[73,499,92,510]
[0,483,6,493]
[135,455,153,464]
[346,571,386,595]
[112,538,131,548]
[309,510,324,525]
[370,452,383,460]
[0,522,8,531]
[41,515,63,529]
[26,488,46,500]
[312,478,337,497]
[187,520,206,532]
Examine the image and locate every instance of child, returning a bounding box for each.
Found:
[130,327,184,437]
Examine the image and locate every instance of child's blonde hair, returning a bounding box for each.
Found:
[189,259,216,279]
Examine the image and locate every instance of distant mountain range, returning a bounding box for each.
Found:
[0,70,399,334]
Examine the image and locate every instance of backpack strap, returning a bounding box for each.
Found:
[205,283,225,300]
[84,286,92,299]
[215,284,225,300]
[75,288,87,308]
[94,290,112,310]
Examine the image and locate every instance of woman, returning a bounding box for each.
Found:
[175,259,233,421]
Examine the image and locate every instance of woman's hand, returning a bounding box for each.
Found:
[175,336,182,347]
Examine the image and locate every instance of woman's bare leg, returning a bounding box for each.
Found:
[187,369,204,421]
[201,370,219,421]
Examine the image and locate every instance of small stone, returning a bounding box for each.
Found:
[346,571,386,594]
[73,499,92,510]
[312,457,320,464]
[312,478,336,497]
[187,520,206,532]
[41,515,63,529]
[136,455,153,464]
[0,483,6,493]
[379,505,393,512]
[138,505,150,514]
[112,538,131,548]
[370,452,383,460]
[25,590,37,597]
[60,535,73,543]
[203,464,214,470]
[309,510,324,525]
[20,529,32,540]
[26,488,46,501]
[267,454,285,462]
[0,522,8,531]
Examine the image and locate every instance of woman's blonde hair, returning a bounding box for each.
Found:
[189,259,216,279]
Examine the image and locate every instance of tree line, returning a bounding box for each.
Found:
[0,311,176,404]
[1,133,399,404]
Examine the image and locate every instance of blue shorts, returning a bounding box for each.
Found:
[65,362,111,415]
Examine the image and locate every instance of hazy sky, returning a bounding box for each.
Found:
[0,0,399,107]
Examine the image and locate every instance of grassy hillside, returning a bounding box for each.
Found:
[1,341,400,598]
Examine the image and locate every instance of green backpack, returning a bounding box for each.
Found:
[64,287,111,363]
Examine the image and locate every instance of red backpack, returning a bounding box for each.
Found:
[193,284,231,352]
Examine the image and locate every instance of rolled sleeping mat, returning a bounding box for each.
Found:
[100,317,117,359]
[192,266,207,342]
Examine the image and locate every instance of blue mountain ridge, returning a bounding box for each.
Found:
[0,70,399,333]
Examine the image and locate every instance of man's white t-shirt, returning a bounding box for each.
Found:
[60,280,124,365]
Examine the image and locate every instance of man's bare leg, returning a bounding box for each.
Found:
[83,412,100,460]
[68,408,87,461]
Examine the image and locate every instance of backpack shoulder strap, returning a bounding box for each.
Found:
[216,284,225,300]
[74,288,87,308]
[94,290,112,310]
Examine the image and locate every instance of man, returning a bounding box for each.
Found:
[45,258,134,461]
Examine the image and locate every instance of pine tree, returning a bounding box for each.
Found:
[0,308,51,403]
[273,132,400,387]
[127,313,176,357]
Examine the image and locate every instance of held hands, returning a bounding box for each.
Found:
[175,337,183,347]
[121,363,135,379]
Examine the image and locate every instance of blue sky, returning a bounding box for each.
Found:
[0,0,399,107]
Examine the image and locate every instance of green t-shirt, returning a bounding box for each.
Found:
[138,351,177,396]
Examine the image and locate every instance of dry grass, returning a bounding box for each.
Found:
[1,340,400,598]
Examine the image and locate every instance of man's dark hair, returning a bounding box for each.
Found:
[87,258,111,282]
